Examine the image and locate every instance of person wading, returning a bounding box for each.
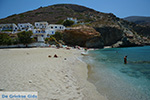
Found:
[124,56,127,64]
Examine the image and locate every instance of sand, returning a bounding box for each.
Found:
[0,48,107,100]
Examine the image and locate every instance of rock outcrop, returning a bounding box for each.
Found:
[93,19,150,48]
[94,26,124,46]
[85,37,104,48]
[62,26,104,48]
[62,24,150,48]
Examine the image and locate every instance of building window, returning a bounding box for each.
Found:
[51,26,53,29]
[41,35,44,37]
[41,31,45,33]
[52,31,54,34]
[55,26,57,28]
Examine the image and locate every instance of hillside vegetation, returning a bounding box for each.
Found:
[0,4,107,24]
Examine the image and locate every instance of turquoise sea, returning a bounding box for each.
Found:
[83,46,150,100]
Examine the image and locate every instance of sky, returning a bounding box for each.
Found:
[0,0,150,19]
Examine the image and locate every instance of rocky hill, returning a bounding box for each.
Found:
[0,4,107,24]
[0,4,150,48]
[124,16,150,26]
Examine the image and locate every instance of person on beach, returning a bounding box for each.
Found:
[124,56,127,64]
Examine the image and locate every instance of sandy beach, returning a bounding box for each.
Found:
[0,48,107,100]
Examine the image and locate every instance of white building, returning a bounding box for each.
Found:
[32,29,46,42]
[35,22,48,29]
[46,24,65,36]
[48,24,65,30]
[45,29,55,36]
[67,17,78,24]
[32,28,53,42]
[0,22,66,46]
[18,23,34,31]
[0,23,18,33]
[32,24,65,42]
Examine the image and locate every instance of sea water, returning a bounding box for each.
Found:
[83,46,150,100]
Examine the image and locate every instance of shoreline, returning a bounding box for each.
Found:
[75,51,108,100]
[0,48,107,100]
[82,46,150,100]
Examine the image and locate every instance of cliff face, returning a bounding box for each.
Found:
[95,26,124,46]
[62,24,150,48]
[131,25,150,37]
[92,16,150,47]
[94,25,150,47]
[62,26,104,48]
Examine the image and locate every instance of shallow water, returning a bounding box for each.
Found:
[83,46,150,100]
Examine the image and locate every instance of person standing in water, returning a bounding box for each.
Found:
[124,56,127,64]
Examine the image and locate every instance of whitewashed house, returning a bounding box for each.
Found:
[48,24,65,30]
[67,17,78,24]
[32,22,48,42]
[32,24,65,42]
[32,29,46,42]
[18,23,34,31]
[0,23,18,33]
[46,24,65,35]
[35,22,48,29]
[45,29,55,36]
[0,21,66,46]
